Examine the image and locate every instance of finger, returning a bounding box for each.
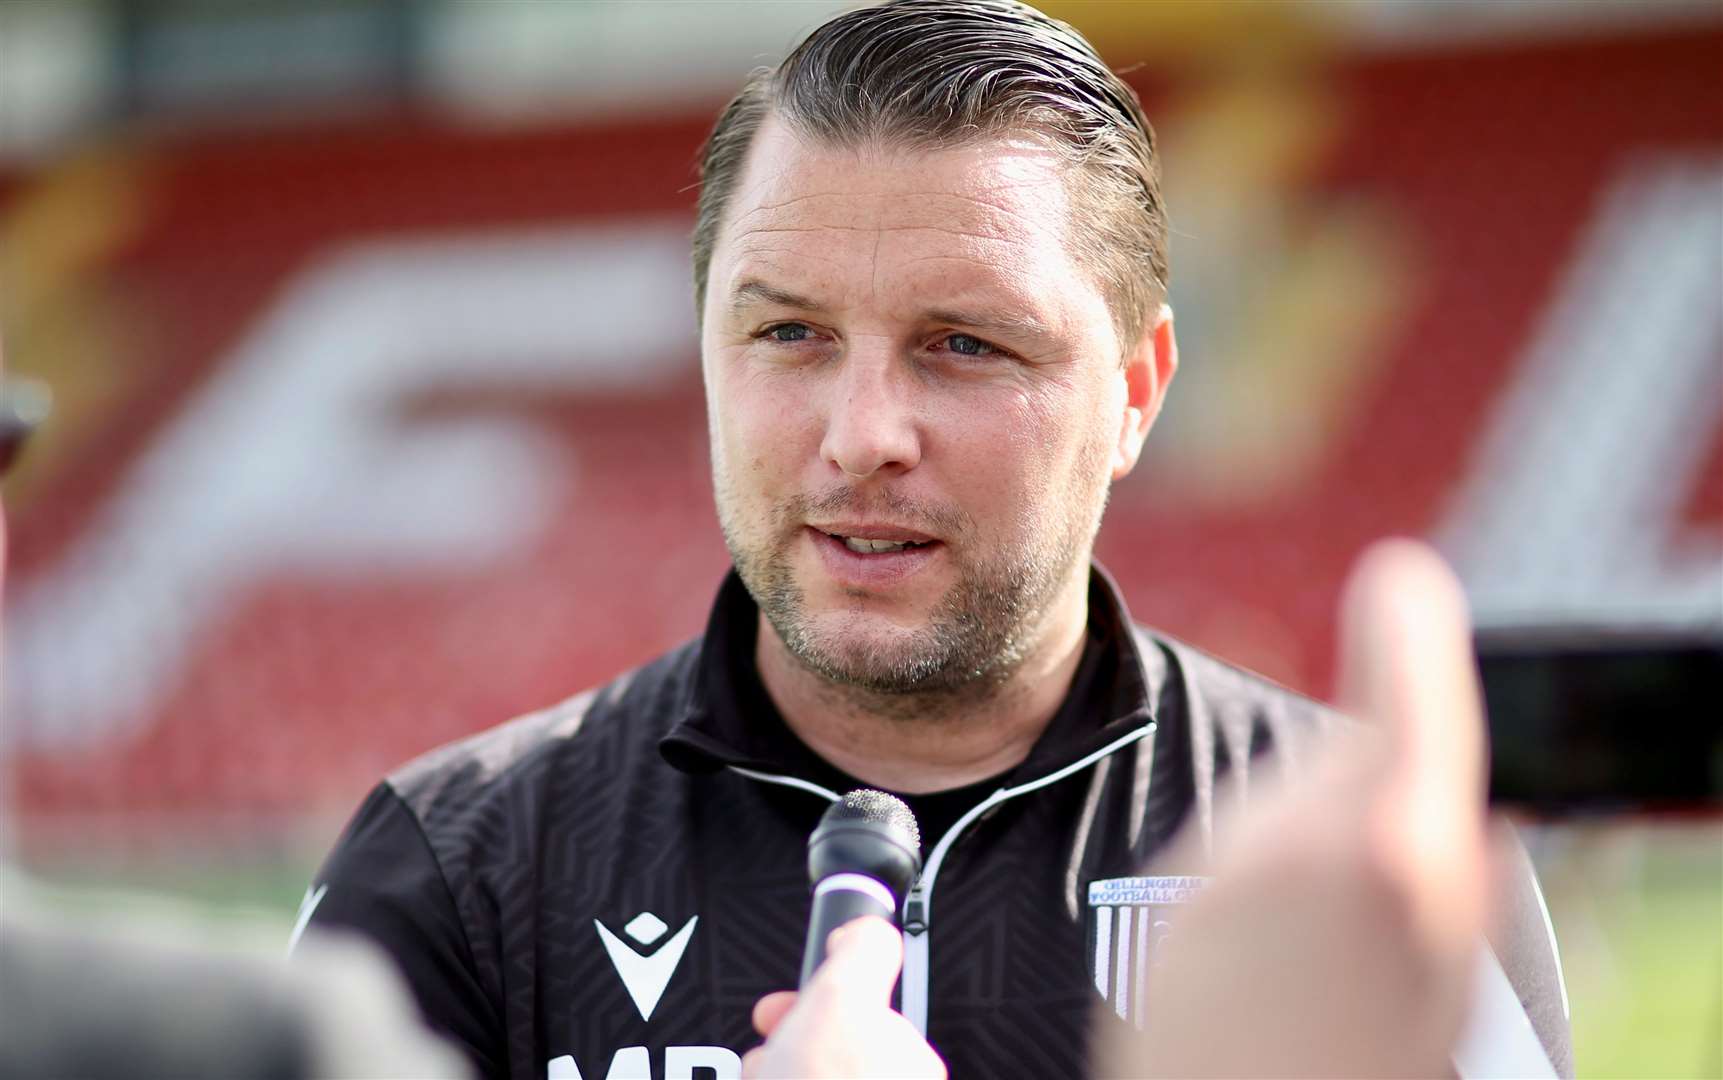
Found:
[1482,819,1517,944]
[806,915,904,1008]
[1336,539,1488,952]
[751,990,798,1037]
[1337,539,1486,820]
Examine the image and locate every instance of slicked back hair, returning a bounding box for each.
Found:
[692,0,1168,352]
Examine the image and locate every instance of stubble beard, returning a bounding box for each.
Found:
[717,464,1108,711]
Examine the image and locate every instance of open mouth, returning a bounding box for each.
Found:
[807,527,939,585]
[827,533,934,555]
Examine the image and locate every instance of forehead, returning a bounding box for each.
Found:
[710,115,1106,322]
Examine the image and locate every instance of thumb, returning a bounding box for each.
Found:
[752,991,798,1037]
[1337,538,1487,824]
[806,916,904,1010]
[1335,539,1488,944]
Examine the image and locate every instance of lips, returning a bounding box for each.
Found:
[815,526,938,556]
[837,535,930,554]
[810,521,939,545]
[805,526,941,588]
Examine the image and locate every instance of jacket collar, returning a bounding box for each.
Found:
[658,563,1163,786]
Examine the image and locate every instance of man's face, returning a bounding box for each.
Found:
[701,117,1165,696]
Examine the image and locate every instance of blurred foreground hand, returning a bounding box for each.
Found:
[1101,538,1491,1078]
[742,917,946,1080]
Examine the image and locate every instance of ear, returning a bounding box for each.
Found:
[1112,303,1178,479]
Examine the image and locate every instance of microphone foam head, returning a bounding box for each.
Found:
[828,789,921,851]
[808,789,923,897]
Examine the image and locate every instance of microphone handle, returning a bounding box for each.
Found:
[799,872,899,987]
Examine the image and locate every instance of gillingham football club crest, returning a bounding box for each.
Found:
[1086,875,1209,1028]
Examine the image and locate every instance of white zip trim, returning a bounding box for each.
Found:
[727,765,842,803]
[1528,857,1570,1023]
[901,721,1158,1036]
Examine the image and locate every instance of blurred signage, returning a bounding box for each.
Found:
[1,23,1718,837]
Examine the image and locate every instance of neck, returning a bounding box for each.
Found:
[755,574,1091,795]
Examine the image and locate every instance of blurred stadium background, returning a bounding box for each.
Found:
[1,1,1718,1075]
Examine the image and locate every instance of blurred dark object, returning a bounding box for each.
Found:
[0,377,51,480]
[0,872,471,1080]
[1480,629,1723,813]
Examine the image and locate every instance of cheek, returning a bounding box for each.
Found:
[959,381,1114,519]
[930,386,1060,510]
[711,365,819,484]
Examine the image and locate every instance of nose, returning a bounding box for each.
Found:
[818,345,922,479]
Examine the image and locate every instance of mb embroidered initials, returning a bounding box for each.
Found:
[544,912,741,1080]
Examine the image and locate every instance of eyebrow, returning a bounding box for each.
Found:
[922,307,1053,340]
[728,280,824,318]
[728,279,1052,340]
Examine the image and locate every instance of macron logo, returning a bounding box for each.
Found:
[595,911,698,1023]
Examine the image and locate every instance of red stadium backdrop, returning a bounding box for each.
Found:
[3,26,1718,844]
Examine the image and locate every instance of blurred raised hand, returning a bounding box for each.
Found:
[1105,539,1493,1077]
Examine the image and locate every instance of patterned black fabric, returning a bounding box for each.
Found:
[306,566,1569,1079]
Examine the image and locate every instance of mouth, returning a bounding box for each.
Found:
[809,522,939,553]
[827,534,934,555]
[804,525,942,586]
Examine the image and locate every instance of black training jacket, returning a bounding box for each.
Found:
[303,567,1571,1080]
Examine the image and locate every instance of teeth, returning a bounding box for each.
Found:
[843,536,914,554]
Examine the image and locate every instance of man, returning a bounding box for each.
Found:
[304,3,1570,1078]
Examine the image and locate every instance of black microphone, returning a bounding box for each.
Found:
[800,789,923,987]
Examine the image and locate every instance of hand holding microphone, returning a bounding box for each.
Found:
[743,791,946,1080]
[799,789,922,986]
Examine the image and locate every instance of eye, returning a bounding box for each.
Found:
[940,333,1000,358]
[760,322,815,343]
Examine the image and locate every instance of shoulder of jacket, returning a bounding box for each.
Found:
[1131,622,1344,731]
[382,638,702,821]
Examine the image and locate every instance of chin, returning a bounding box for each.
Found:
[782,612,983,696]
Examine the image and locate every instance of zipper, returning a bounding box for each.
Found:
[899,722,1157,1036]
[727,765,842,804]
[727,722,1156,1037]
